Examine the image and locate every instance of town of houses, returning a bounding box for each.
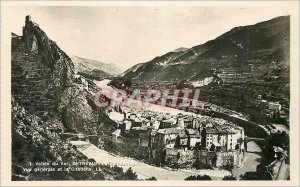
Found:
[107,105,245,168]
[72,73,285,169]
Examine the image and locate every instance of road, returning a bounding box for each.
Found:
[244,136,265,142]
[70,141,230,180]
[275,160,290,180]
[232,141,262,179]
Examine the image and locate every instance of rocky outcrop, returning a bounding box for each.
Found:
[22,16,74,90]
[12,16,94,131]
[11,16,100,180]
[12,97,87,180]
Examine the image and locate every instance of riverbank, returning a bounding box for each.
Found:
[70,141,230,180]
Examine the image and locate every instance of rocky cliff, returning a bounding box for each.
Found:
[12,97,90,180]
[11,16,118,180]
[12,15,95,132]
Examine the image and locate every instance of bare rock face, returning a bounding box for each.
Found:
[12,15,93,131]
[11,97,86,180]
[60,86,94,133]
[22,15,74,96]
[11,16,103,181]
[11,97,117,181]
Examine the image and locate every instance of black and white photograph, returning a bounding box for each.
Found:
[1,1,299,186]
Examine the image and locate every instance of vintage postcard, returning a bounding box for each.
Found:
[1,1,299,186]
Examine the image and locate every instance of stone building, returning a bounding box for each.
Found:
[204,125,244,151]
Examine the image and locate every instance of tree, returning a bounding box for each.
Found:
[174,135,181,148]
[200,128,207,150]
[222,175,237,180]
[256,164,272,179]
[192,157,213,170]
[160,149,167,165]
[146,177,157,180]
[271,110,281,123]
[224,164,234,172]
[124,79,132,87]
[185,175,212,180]
[212,154,218,166]
[194,142,201,150]
[244,140,248,152]
[192,157,200,169]
[112,165,123,173]
[210,144,216,152]
[240,164,272,180]
[122,167,137,180]
[263,131,289,164]
[92,172,105,180]
[241,172,260,180]
[186,130,191,150]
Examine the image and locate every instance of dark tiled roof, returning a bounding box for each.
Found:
[186,129,200,135]
[157,128,180,135]
[206,125,237,134]
[179,130,188,138]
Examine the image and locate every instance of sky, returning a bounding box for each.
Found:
[9,5,291,70]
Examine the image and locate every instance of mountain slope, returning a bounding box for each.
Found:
[123,16,290,82]
[120,63,145,76]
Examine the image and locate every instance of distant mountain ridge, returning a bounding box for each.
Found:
[71,55,123,77]
[173,47,188,53]
[122,16,290,82]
